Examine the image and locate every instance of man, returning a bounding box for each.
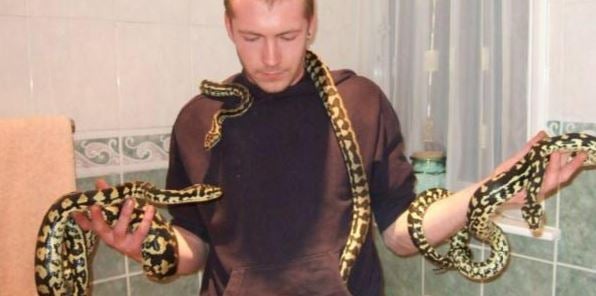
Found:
[73,0,587,295]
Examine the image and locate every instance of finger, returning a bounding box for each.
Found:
[495,131,548,174]
[546,152,563,177]
[71,211,92,231]
[95,178,110,190]
[520,131,547,154]
[539,152,563,195]
[90,205,114,242]
[113,198,135,242]
[558,152,587,183]
[508,190,527,205]
[131,205,155,247]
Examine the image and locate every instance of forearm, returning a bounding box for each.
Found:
[173,226,209,274]
[382,181,482,256]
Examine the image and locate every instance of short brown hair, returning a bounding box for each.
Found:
[224,0,315,20]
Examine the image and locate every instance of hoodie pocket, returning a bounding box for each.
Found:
[222,251,351,296]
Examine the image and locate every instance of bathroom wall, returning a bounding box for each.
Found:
[0,0,384,295]
[375,1,596,295]
[3,1,594,295]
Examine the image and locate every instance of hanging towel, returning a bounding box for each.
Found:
[0,116,76,295]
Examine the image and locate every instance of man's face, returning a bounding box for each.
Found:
[225,0,315,93]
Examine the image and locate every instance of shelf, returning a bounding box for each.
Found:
[493,214,560,241]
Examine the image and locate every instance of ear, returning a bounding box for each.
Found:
[307,14,318,45]
[225,14,234,41]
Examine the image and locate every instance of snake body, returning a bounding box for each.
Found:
[35,181,222,295]
[36,51,374,293]
[408,132,596,280]
[200,50,372,282]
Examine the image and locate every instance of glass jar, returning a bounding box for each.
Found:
[410,150,446,193]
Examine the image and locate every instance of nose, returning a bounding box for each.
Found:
[262,39,280,67]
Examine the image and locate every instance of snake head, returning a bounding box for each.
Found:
[203,132,220,151]
[204,117,223,151]
[584,151,596,167]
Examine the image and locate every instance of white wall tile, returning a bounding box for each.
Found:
[29,18,119,131]
[191,25,240,83]
[70,0,115,20]
[189,0,224,26]
[27,0,114,19]
[26,0,71,17]
[117,23,192,129]
[548,0,596,123]
[312,28,360,72]
[310,0,360,71]
[0,0,25,16]
[0,16,30,116]
[115,0,189,24]
[317,0,358,34]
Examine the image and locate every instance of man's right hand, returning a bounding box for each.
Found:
[71,179,155,262]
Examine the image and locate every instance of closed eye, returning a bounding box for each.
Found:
[279,32,299,41]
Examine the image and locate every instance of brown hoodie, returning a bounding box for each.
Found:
[167,69,415,296]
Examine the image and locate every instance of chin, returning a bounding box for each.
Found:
[255,80,292,94]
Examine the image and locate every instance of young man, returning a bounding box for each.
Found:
[73,0,586,295]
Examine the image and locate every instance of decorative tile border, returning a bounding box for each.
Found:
[547,120,596,136]
[75,137,120,168]
[74,131,170,178]
[546,120,561,135]
[122,133,170,165]
[559,121,596,135]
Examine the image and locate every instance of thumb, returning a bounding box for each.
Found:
[95,178,111,190]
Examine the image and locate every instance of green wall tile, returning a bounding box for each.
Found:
[557,170,596,270]
[507,234,554,261]
[423,259,481,296]
[543,120,595,296]
[374,230,423,296]
[91,241,127,280]
[484,256,552,295]
[92,278,127,296]
[556,265,596,296]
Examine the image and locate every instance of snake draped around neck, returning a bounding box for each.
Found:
[167,69,415,295]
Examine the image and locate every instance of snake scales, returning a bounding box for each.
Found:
[200,50,372,282]
[35,50,371,295]
[35,182,222,295]
[407,132,596,280]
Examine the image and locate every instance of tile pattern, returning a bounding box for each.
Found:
[121,134,170,165]
[377,121,596,294]
[75,137,120,168]
[73,132,197,294]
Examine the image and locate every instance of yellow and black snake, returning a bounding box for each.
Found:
[200,50,372,283]
[408,132,596,280]
[35,181,222,295]
[35,51,372,294]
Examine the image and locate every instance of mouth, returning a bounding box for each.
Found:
[259,71,284,80]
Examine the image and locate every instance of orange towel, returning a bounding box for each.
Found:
[0,116,76,295]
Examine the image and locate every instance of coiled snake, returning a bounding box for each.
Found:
[35,50,371,295]
[407,133,596,280]
[35,182,222,295]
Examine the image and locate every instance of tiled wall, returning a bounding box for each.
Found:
[374,0,596,293]
[4,0,595,295]
[74,130,200,295]
[0,0,380,295]
[375,122,596,296]
[0,0,369,131]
